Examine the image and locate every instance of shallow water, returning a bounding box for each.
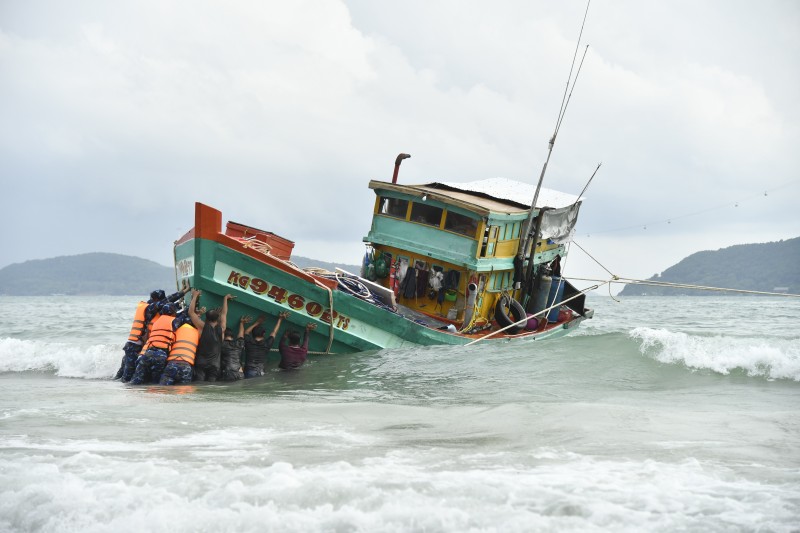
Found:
[1,295,798,532]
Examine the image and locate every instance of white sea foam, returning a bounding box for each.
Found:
[0,442,797,533]
[0,337,119,379]
[630,328,800,381]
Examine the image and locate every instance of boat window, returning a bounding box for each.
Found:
[410,203,443,227]
[444,211,479,238]
[379,197,409,219]
[480,225,500,257]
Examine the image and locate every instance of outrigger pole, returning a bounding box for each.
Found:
[518,1,592,295]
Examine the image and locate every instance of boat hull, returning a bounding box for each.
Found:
[173,203,588,355]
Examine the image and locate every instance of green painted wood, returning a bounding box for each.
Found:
[174,237,586,355]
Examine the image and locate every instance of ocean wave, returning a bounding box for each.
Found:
[0,444,797,533]
[0,337,119,379]
[629,328,800,381]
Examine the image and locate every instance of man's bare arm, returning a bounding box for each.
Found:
[188,289,205,330]
[244,314,265,336]
[271,311,290,338]
[220,294,234,332]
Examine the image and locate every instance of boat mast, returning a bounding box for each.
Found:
[518,2,592,291]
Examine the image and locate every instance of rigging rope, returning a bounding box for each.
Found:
[572,240,616,278]
[570,239,799,298]
[312,278,336,354]
[568,276,800,298]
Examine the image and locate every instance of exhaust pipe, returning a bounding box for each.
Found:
[391,153,411,184]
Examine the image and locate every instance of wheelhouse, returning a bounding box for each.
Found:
[363,178,584,331]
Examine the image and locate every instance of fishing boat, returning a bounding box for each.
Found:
[173,156,593,355]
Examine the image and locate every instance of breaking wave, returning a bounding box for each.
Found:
[0,337,119,379]
[630,327,800,381]
[1,438,797,533]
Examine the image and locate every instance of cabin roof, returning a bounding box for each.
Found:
[431,178,581,210]
[369,177,580,216]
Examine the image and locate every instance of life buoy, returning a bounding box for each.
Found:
[494,295,526,334]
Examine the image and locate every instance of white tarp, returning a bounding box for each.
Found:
[540,203,581,244]
[435,177,581,209]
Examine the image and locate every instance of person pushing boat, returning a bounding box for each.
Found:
[243,312,288,378]
[115,286,188,382]
[130,302,179,385]
[278,322,317,370]
[219,316,248,381]
[188,289,232,382]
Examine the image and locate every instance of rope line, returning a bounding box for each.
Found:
[571,240,616,278]
[313,278,336,354]
[567,276,800,298]
[570,239,799,298]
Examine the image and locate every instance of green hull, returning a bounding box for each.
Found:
[173,233,587,355]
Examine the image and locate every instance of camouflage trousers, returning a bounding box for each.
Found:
[159,360,194,385]
[119,342,143,382]
[129,349,168,385]
[114,342,143,381]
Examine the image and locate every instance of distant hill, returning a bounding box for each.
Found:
[0,252,361,296]
[618,237,800,296]
[0,253,176,296]
[289,256,361,275]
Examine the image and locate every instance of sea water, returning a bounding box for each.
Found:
[0,295,798,532]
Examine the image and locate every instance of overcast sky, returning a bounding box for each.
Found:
[2,0,798,291]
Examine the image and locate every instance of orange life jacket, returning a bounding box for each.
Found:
[127,302,148,343]
[167,324,199,366]
[142,310,161,345]
[146,311,161,334]
[142,314,175,352]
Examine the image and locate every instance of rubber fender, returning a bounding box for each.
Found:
[494,295,526,334]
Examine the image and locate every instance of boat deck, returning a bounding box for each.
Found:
[393,302,451,329]
[393,298,584,341]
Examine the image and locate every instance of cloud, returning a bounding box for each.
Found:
[0,0,798,291]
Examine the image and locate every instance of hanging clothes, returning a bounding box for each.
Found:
[444,270,461,290]
[400,267,417,298]
[429,270,443,291]
[397,258,409,284]
[416,269,429,297]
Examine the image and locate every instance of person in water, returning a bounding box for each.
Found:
[188,289,232,382]
[278,321,317,370]
[159,311,199,386]
[243,312,288,378]
[114,290,155,382]
[219,315,250,381]
[130,302,179,385]
[115,285,189,382]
